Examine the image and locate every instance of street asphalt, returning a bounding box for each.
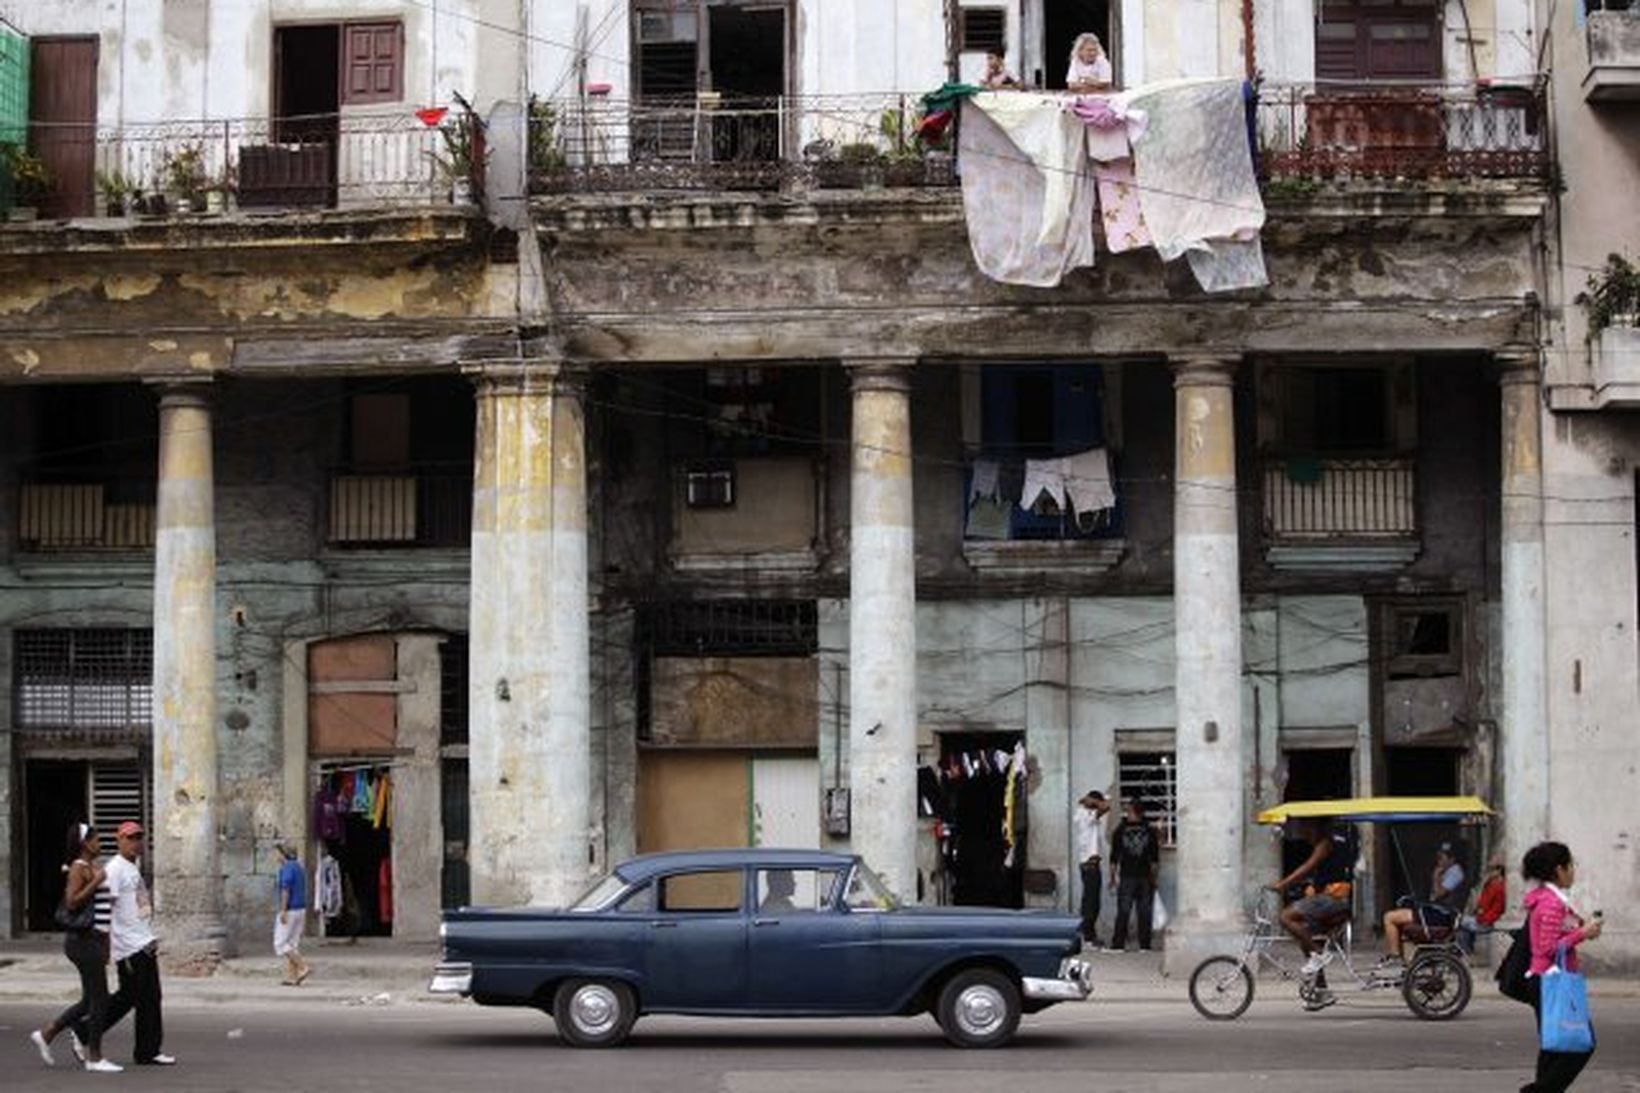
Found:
[2,993,1638,1092]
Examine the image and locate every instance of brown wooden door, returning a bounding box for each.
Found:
[28,37,98,218]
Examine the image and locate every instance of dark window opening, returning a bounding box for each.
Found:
[1279,367,1392,454]
[961,8,1008,53]
[640,599,818,658]
[1386,604,1463,679]
[439,633,469,747]
[662,366,821,460]
[1281,747,1354,879]
[1042,0,1111,90]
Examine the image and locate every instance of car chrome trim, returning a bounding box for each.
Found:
[428,961,473,995]
[1023,958,1093,1002]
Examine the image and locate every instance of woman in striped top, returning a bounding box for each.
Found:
[27,822,121,1072]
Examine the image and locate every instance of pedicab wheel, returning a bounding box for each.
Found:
[553,977,638,1047]
[1402,951,1472,1021]
[1189,956,1255,1020]
[935,968,1022,1048]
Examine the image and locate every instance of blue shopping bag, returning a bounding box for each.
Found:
[1540,949,1594,1054]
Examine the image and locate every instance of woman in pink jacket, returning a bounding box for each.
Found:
[1520,841,1604,1092]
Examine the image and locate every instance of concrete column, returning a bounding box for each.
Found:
[467,361,591,908]
[846,360,918,902]
[1167,355,1245,974]
[1498,348,1549,875]
[150,384,222,962]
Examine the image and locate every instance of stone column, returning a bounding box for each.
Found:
[1167,355,1245,974]
[467,361,591,908]
[846,360,918,902]
[150,384,222,962]
[1498,348,1548,875]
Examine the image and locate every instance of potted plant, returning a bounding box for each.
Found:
[95,168,138,217]
[1576,252,1640,336]
[837,141,885,190]
[528,96,567,176]
[161,143,209,213]
[2,145,52,220]
[203,163,237,215]
[430,113,481,205]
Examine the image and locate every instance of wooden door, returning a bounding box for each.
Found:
[29,37,97,218]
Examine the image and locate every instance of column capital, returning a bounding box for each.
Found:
[1170,354,1240,389]
[463,358,587,396]
[142,376,214,409]
[1496,344,1543,385]
[844,357,916,393]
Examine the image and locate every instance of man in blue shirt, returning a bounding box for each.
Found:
[274,841,312,986]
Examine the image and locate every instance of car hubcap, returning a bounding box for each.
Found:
[571,984,620,1035]
[954,984,1006,1038]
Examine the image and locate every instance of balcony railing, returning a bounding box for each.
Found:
[326,467,472,549]
[1262,456,1417,540]
[530,82,1550,196]
[1256,81,1549,182]
[17,480,156,551]
[1585,6,1640,102]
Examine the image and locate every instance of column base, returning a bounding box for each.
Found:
[1160,917,1248,979]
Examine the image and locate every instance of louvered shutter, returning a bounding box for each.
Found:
[340,22,402,106]
[89,763,150,840]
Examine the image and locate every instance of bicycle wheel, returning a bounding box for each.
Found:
[1402,951,1472,1020]
[1189,955,1255,1020]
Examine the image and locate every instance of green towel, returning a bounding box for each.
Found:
[922,82,982,114]
[1284,456,1324,484]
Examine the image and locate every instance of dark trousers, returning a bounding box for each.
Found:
[78,945,163,1063]
[1078,863,1103,941]
[1525,978,1594,1092]
[1112,875,1155,950]
[55,931,109,1055]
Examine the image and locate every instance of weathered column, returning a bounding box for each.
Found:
[467,361,591,908]
[1167,355,1245,974]
[846,359,919,902]
[1498,347,1549,876]
[150,384,222,962]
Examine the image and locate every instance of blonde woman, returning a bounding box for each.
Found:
[1066,33,1114,92]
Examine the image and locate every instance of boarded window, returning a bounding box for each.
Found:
[340,22,402,105]
[308,635,398,756]
[14,629,153,732]
[960,8,1008,53]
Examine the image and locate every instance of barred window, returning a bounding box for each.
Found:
[641,599,818,657]
[1117,750,1178,847]
[14,629,153,731]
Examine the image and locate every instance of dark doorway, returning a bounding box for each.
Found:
[938,731,1025,908]
[1042,0,1110,90]
[1280,748,1354,880]
[28,37,98,218]
[252,25,341,208]
[1382,746,1467,911]
[708,5,785,161]
[24,761,88,932]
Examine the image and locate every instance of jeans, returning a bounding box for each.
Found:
[78,944,163,1063]
[55,931,109,1055]
[1112,875,1154,950]
[1078,863,1103,941]
[1525,977,1594,1092]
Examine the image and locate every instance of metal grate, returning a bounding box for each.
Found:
[642,599,818,657]
[1117,750,1178,848]
[439,633,469,746]
[960,8,1007,53]
[14,629,153,731]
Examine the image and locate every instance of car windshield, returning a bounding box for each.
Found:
[567,871,629,913]
[843,861,899,911]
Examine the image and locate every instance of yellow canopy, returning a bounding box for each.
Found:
[1257,795,1493,825]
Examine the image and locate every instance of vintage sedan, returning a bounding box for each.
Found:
[430,848,1091,1048]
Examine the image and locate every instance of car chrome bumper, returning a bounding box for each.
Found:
[428,961,473,995]
[1023,958,1093,1002]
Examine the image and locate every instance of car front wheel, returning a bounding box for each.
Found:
[936,968,1022,1049]
[553,978,638,1048]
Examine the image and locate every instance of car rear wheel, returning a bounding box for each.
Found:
[936,968,1021,1049]
[553,978,637,1048]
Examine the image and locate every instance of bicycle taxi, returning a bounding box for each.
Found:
[1188,795,1491,1021]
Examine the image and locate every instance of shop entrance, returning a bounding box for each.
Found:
[937,731,1026,909]
[22,759,149,932]
[313,762,394,938]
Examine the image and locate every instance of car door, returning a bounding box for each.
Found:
[641,867,749,1011]
[748,867,882,1012]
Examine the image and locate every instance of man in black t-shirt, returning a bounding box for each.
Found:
[1270,818,1358,1009]
[1108,799,1161,951]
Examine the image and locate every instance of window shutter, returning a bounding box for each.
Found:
[90,763,150,841]
[341,22,402,106]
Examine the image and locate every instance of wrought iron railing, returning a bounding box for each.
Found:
[1262,456,1417,539]
[326,466,472,549]
[1256,80,1549,182]
[17,479,156,551]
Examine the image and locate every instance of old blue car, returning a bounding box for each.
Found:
[430,848,1091,1048]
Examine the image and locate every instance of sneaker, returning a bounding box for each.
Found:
[1299,951,1332,977]
[147,1054,177,1066]
[1302,988,1338,1012]
[28,1030,54,1066]
[68,1030,86,1064]
[84,1058,123,1073]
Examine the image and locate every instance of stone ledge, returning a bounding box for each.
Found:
[963,538,1126,576]
[669,548,822,574]
[1266,541,1421,572]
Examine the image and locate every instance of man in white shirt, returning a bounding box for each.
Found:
[1072,790,1111,947]
[78,822,175,1066]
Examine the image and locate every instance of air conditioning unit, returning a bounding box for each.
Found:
[685,464,735,509]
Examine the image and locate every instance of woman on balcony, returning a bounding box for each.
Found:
[1066,33,1114,93]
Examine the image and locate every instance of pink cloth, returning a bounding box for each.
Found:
[1525,885,1588,976]
[1094,158,1151,253]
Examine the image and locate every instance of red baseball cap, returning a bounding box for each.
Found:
[116,821,144,837]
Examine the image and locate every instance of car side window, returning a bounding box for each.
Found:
[755,868,842,913]
[657,869,743,914]
[616,882,655,913]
